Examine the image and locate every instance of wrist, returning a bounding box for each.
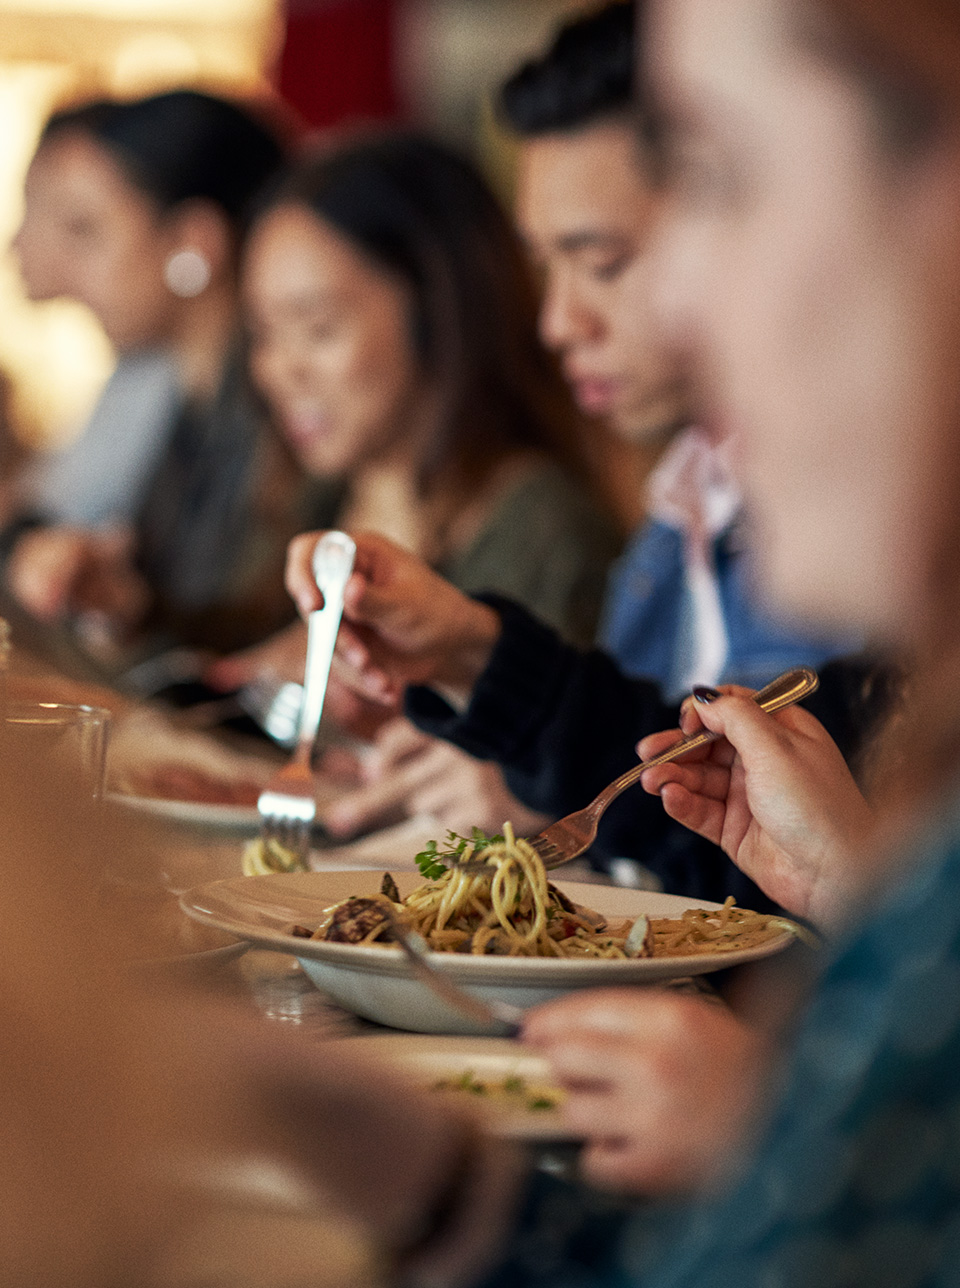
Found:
[435,601,502,702]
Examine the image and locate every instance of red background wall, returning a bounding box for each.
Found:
[277,0,403,130]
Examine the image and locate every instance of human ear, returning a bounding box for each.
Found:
[162,199,232,296]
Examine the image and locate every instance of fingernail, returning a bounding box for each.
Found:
[693,685,721,704]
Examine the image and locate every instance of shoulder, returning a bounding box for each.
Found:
[483,459,619,549]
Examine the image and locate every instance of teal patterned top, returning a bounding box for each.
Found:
[477,797,960,1287]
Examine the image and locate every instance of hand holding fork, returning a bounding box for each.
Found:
[256,532,356,866]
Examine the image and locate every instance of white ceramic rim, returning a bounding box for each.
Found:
[180,870,797,984]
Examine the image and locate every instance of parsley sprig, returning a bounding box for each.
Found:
[414,828,504,880]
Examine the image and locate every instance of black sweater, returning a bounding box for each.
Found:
[406,596,895,912]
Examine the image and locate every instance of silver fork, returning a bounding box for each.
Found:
[443,667,819,881]
[256,532,357,864]
[523,666,819,869]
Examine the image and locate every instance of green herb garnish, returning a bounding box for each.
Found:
[414,839,448,880]
[414,828,506,880]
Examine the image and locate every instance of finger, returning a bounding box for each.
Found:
[322,755,434,836]
[635,727,682,760]
[524,988,665,1044]
[658,781,728,846]
[285,533,327,617]
[636,727,734,769]
[531,1038,622,1089]
[579,1138,640,1192]
[405,757,487,828]
[367,719,432,777]
[558,1089,635,1140]
[332,627,398,703]
[640,759,732,802]
[687,690,810,754]
[206,640,288,691]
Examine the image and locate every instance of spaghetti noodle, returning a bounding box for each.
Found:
[296,824,805,959]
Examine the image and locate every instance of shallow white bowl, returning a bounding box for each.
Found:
[180,870,796,1034]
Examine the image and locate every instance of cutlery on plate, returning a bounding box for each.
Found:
[381,906,524,1036]
[256,532,356,865]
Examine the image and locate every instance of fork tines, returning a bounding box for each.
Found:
[257,788,315,862]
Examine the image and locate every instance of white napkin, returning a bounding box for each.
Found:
[645,427,742,695]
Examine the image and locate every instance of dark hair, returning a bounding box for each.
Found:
[499,2,635,136]
[41,90,286,231]
[253,130,587,502]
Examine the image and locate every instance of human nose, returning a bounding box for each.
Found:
[538,269,602,353]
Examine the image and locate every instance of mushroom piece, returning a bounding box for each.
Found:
[624,914,654,958]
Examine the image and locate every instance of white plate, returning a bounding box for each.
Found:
[180,870,797,1034]
[336,1033,573,1141]
[109,792,261,832]
[131,938,249,978]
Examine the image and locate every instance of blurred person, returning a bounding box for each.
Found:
[210,130,620,837]
[294,3,862,850]
[503,0,855,700]
[281,16,889,897]
[2,90,306,671]
[0,732,490,1287]
[269,0,960,1281]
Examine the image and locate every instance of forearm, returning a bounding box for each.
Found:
[406,597,783,908]
[404,596,660,814]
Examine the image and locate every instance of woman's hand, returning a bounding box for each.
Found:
[205,619,309,691]
[320,717,551,839]
[285,530,501,705]
[7,525,150,634]
[205,620,401,742]
[639,689,877,927]
[523,988,771,1196]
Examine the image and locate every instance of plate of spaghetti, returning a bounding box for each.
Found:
[179,826,806,1033]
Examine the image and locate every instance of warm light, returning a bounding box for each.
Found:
[4,0,268,17]
[0,0,280,451]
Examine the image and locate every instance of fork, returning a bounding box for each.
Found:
[461,667,817,872]
[256,532,357,864]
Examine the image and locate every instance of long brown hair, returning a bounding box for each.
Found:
[251,131,593,515]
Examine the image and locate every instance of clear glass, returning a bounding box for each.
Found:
[3,701,110,799]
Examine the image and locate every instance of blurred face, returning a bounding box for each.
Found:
[14,131,179,350]
[243,204,425,477]
[648,0,960,640]
[516,120,685,442]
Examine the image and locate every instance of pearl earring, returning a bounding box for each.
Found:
[163,248,211,298]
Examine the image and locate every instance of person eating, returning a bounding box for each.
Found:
[299,3,880,865]
[273,0,960,1280]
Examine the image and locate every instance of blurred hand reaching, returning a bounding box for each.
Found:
[7,525,150,635]
[321,716,551,840]
[524,988,771,1195]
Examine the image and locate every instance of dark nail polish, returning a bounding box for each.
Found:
[693,685,721,704]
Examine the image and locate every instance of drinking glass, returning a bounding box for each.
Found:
[3,701,110,799]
